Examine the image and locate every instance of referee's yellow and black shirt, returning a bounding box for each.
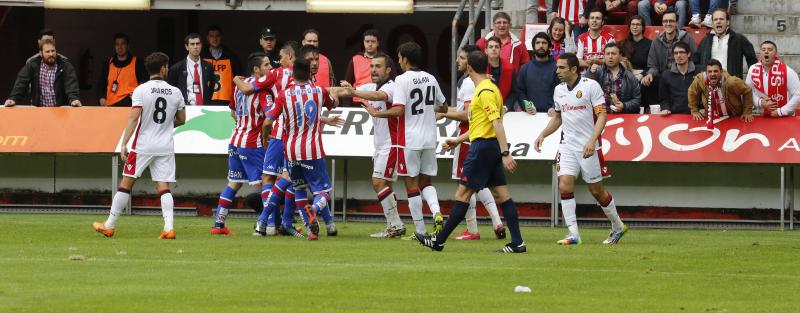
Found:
[468,79,503,142]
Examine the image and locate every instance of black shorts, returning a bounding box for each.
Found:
[459,138,507,190]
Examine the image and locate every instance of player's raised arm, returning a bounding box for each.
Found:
[361,101,403,118]
[350,88,389,101]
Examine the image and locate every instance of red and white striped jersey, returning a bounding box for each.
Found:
[577,31,615,64]
[558,0,583,24]
[230,76,269,148]
[253,67,293,140]
[357,80,396,150]
[267,81,337,161]
[392,69,446,150]
[130,79,185,155]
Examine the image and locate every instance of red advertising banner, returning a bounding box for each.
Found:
[0,107,130,153]
[600,114,800,164]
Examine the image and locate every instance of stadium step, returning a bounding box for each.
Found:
[737,0,800,15]
[739,33,800,55]
[732,14,800,35]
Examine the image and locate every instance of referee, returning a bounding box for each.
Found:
[416,51,526,253]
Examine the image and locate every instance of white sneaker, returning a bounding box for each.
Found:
[689,14,701,27]
[702,14,713,28]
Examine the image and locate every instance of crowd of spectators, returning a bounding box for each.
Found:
[4,1,797,121]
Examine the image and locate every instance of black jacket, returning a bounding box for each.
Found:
[658,62,699,114]
[694,28,757,79]
[585,65,642,113]
[9,54,79,106]
[166,57,214,106]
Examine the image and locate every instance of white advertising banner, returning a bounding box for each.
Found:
[168,106,561,160]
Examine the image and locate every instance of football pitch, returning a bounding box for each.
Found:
[0,214,798,313]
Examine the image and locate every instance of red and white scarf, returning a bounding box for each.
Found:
[751,59,788,116]
[706,75,729,129]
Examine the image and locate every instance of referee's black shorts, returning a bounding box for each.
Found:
[459,138,507,190]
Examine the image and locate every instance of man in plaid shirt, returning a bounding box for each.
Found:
[5,39,81,107]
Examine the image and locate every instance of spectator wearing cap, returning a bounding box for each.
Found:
[586,42,642,113]
[6,39,81,107]
[201,25,245,106]
[167,33,214,106]
[515,32,559,116]
[477,12,530,72]
[97,33,147,107]
[258,27,281,69]
[302,29,336,88]
[658,41,699,114]
[694,8,756,80]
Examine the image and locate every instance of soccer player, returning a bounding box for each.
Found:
[416,50,526,253]
[207,53,272,235]
[233,42,299,236]
[534,53,628,245]
[92,52,186,239]
[439,45,505,241]
[394,42,446,237]
[262,58,342,240]
[343,53,406,238]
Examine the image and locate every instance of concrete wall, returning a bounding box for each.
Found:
[0,154,797,210]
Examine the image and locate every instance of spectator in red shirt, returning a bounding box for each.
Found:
[477,12,530,72]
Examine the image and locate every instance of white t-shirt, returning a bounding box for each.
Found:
[553,77,605,152]
[456,75,475,112]
[358,80,395,150]
[131,79,186,155]
[392,69,446,150]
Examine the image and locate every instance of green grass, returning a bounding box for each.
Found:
[0,214,798,313]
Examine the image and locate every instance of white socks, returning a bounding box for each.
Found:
[465,194,479,234]
[561,196,579,237]
[421,185,441,215]
[378,187,403,229]
[408,191,426,234]
[600,194,623,232]
[161,191,174,232]
[477,188,502,227]
[104,190,130,229]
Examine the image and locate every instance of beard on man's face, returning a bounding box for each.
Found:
[535,48,549,58]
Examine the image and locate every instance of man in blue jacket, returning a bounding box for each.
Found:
[586,42,642,113]
[515,32,560,116]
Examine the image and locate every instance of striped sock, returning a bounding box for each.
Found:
[214,186,237,228]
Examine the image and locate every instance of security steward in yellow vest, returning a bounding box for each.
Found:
[97,33,147,107]
[201,25,244,106]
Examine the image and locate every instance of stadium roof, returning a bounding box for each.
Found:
[0,0,463,12]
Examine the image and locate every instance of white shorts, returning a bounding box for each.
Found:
[372,148,398,182]
[398,148,437,177]
[556,148,611,184]
[123,151,176,182]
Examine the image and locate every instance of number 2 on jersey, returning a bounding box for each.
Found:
[410,86,435,115]
[153,97,167,124]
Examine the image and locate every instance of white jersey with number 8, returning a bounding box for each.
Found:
[392,69,446,150]
[130,79,186,155]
